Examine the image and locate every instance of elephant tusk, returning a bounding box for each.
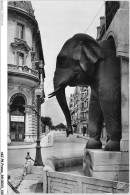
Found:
[48,87,62,98]
[48,92,56,98]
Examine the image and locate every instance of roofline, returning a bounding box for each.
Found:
[8,5,38,26]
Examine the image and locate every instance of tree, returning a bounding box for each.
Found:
[51,125,56,130]
[56,123,66,131]
[41,116,53,132]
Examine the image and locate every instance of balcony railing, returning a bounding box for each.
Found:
[8,64,39,78]
[105,1,120,30]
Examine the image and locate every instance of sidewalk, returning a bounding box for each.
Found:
[8,142,33,146]
[8,131,55,194]
[8,131,55,150]
[18,166,43,194]
[8,166,44,194]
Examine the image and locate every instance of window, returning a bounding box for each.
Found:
[17,52,24,66]
[17,23,24,39]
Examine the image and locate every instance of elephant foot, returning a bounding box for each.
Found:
[104,140,120,151]
[86,138,102,149]
[66,129,73,137]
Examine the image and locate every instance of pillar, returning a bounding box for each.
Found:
[120,57,129,152]
[24,106,30,142]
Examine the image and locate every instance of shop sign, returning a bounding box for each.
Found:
[11,115,24,122]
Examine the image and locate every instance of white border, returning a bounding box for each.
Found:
[1,0,7,194]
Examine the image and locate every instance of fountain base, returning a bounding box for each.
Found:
[43,153,129,193]
[83,149,129,183]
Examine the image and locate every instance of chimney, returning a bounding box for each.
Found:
[97,26,101,39]
[100,16,105,27]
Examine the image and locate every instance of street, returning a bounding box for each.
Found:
[8,131,87,170]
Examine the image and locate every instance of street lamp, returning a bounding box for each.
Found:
[34,60,45,166]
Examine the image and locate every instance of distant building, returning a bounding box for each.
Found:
[96,1,129,151]
[69,86,91,135]
[8,1,45,143]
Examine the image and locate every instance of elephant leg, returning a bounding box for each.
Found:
[86,88,104,149]
[99,85,121,151]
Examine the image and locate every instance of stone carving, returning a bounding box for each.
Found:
[11,38,31,54]
[10,92,27,104]
[18,86,24,92]
[8,64,39,78]
[8,1,35,17]
[49,33,121,151]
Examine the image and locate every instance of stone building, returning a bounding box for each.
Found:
[69,86,107,138]
[8,1,45,143]
[96,1,129,151]
[69,86,91,135]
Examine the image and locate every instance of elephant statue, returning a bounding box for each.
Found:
[49,33,121,151]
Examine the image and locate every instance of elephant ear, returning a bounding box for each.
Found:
[73,38,104,75]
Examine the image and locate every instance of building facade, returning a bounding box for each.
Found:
[8,1,45,143]
[69,86,91,135]
[96,1,129,151]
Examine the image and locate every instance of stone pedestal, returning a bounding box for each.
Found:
[105,1,129,152]
[120,57,129,152]
[83,149,129,183]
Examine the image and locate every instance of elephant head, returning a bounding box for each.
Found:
[49,33,104,137]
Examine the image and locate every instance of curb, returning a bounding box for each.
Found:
[8,131,55,150]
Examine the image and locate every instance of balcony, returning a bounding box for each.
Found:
[8,64,39,88]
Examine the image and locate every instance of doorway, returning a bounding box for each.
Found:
[10,94,25,141]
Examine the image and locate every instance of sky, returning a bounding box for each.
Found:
[31,0,105,99]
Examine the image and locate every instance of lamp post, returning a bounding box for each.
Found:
[34,60,45,166]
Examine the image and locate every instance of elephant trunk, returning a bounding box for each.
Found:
[48,68,74,136]
[55,87,73,137]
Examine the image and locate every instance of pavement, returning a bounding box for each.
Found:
[18,166,43,194]
[8,132,55,149]
[8,132,55,194]
[8,166,43,194]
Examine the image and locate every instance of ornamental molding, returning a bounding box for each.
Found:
[8,10,36,30]
[8,1,35,16]
[8,64,39,78]
[8,86,14,91]
[11,108,24,116]
[11,38,31,54]
[10,92,27,105]
[18,86,24,92]
[8,87,31,105]
[24,105,33,114]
